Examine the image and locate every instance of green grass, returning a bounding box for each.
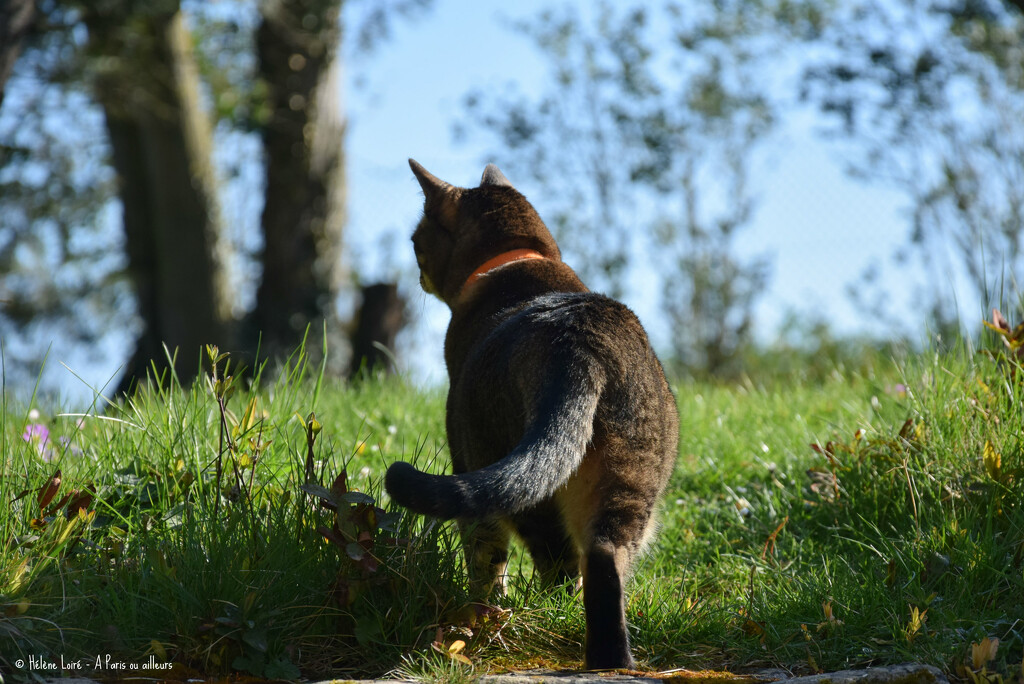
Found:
[1,341,1022,682]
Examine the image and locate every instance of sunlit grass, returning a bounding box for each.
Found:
[1,339,1022,681]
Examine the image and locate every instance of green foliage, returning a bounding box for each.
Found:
[458,1,783,377]
[648,333,1024,677]
[1,0,437,398]
[188,2,270,132]
[0,344,459,679]
[801,0,1024,327]
[736,313,909,386]
[0,3,124,387]
[2,330,1024,680]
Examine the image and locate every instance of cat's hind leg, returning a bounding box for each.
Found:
[459,518,511,598]
[577,455,662,669]
[581,538,636,670]
[510,500,580,590]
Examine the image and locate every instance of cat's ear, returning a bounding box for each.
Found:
[410,159,460,229]
[480,163,513,188]
[409,159,451,204]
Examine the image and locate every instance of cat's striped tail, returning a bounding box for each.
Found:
[384,358,605,520]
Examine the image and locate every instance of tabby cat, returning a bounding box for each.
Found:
[385,160,679,670]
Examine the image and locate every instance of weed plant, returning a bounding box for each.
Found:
[1,333,1022,682]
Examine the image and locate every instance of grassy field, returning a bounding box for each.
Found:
[1,340,1022,682]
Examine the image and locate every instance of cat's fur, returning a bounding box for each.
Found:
[385,160,679,670]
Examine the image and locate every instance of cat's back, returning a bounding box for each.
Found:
[496,291,660,367]
[451,288,677,478]
[463,290,673,415]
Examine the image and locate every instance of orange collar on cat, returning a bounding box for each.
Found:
[462,248,546,294]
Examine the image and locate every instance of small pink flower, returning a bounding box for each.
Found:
[22,423,50,446]
[888,384,908,398]
[23,423,58,462]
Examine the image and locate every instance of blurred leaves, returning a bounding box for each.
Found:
[1,0,437,396]
[346,0,434,57]
[187,1,269,131]
[985,308,1024,359]
[0,19,126,371]
[801,0,1024,327]
[973,636,1000,671]
[459,1,785,376]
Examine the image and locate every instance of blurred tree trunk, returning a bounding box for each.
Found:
[348,282,406,380]
[0,0,37,107]
[85,0,231,392]
[250,0,346,368]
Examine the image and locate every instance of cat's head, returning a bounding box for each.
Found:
[408,159,561,305]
